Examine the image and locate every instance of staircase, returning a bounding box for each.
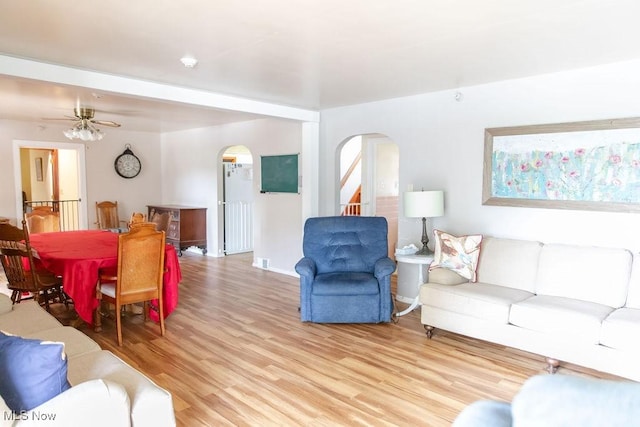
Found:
[340,152,362,216]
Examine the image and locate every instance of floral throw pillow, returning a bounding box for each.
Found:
[429,230,483,282]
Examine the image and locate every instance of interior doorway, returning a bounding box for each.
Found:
[220,145,254,255]
[338,134,399,259]
[13,140,87,230]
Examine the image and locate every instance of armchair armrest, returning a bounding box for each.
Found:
[374,257,396,279]
[295,257,317,278]
[19,379,131,426]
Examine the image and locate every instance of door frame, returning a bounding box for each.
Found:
[13,139,88,229]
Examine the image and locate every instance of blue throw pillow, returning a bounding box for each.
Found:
[0,331,71,412]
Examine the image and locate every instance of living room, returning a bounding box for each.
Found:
[2,1,640,425]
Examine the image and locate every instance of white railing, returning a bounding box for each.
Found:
[340,202,368,216]
[24,199,81,231]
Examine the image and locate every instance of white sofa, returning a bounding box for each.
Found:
[0,294,176,427]
[420,236,640,381]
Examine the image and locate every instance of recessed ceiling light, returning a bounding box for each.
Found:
[180,56,198,68]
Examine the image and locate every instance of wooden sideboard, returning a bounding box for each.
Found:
[147,205,207,256]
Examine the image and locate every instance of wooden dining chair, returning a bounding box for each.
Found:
[130,212,146,222]
[32,205,53,212]
[150,211,172,233]
[96,223,166,346]
[96,201,127,230]
[128,212,146,228]
[0,221,65,311]
[25,210,61,233]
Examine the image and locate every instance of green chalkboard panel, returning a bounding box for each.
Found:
[260,154,299,193]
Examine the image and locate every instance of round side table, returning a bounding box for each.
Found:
[394,253,434,317]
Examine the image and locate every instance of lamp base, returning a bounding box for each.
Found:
[415,246,433,256]
[416,217,432,256]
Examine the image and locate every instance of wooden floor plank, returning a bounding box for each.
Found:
[48,251,621,426]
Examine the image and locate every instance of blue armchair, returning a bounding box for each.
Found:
[295,216,396,323]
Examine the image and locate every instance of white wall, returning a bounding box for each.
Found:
[161,118,304,273]
[320,59,640,253]
[0,119,163,225]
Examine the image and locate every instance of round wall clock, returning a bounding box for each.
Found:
[114,145,142,179]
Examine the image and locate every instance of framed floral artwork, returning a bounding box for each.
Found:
[483,117,640,212]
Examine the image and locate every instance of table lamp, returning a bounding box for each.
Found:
[403,190,444,255]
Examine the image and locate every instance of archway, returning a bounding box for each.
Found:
[219,145,254,255]
[338,134,399,259]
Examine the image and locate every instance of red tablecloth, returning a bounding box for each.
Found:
[29,230,182,325]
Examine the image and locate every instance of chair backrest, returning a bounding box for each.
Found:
[129,212,146,227]
[96,201,120,229]
[302,216,389,274]
[115,223,166,304]
[150,211,172,233]
[24,211,60,234]
[0,221,40,293]
[32,206,53,212]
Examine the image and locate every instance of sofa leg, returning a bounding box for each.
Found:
[546,357,560,374]
[424,325,434,339]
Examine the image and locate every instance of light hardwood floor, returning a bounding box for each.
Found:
[58,252,619,426]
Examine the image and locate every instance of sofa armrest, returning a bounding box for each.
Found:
[16,379,131,427]
[452,400,512,427]
[374,257,396,279]
[295,257,316,279]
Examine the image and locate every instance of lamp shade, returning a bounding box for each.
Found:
[403,190,444,218]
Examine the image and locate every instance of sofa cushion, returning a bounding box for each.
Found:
[0,300,63,336]
[430,230,483,281]
[535,244,632,308]
[509,295,614,344]
[24,326,101,359]
[68,350,175,427]
[0,331,71,412]
[428,267,469,285]
[600,308,640,351]
[421,282,534,323]
[475,237,542,293]
[0,294,12,314]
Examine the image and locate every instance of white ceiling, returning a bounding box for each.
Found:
[2,0,640,132]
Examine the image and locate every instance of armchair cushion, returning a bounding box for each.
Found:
[313,273,380,295]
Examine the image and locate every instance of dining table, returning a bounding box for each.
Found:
[29,229,182,327]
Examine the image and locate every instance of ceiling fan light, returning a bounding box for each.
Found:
[63,128,76,139]
[79,128,92,141]
[58,106,115,141]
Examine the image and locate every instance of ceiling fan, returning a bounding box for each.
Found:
[45,107,121,141]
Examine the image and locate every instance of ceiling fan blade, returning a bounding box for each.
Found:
[42,117,79,122]
[91,119,121,127]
